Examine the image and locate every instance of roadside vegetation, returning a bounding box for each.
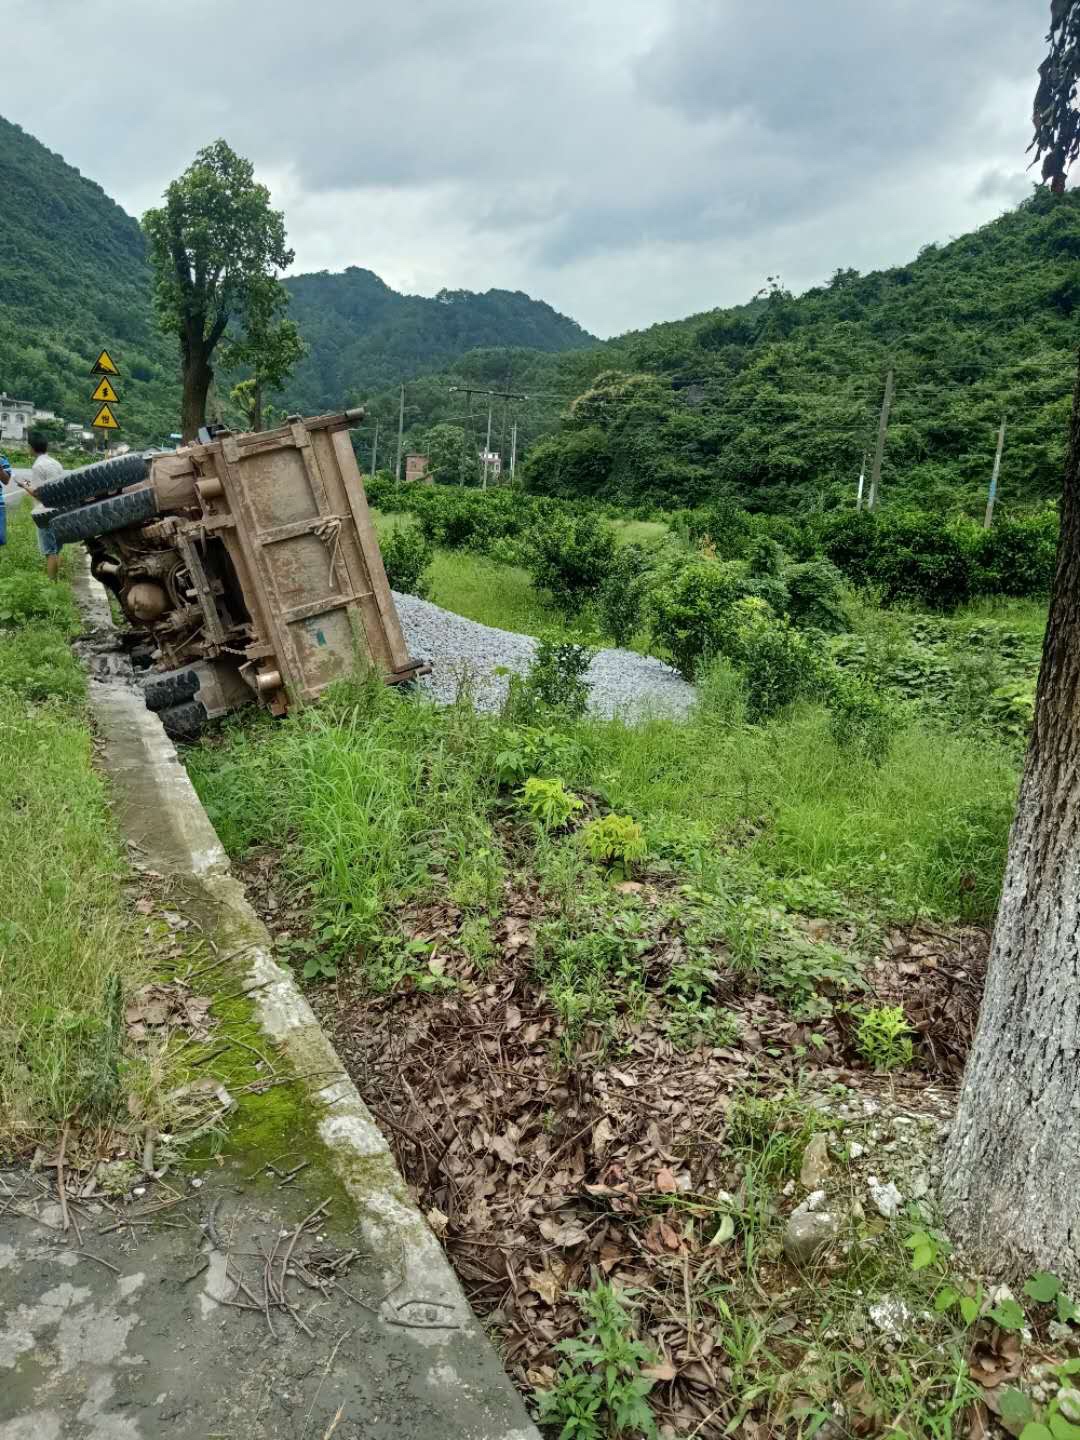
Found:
[182,517,1042,1433]
[0,508,151,1140]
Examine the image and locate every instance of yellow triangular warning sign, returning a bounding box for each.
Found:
[91,376,119,404]
[91,349,120,376]
[91,403,120,430]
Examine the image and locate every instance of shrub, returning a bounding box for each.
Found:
[528,512,617,613]
[872,513,973,609]
[505,636,595,722]
[826,669,903,762]
[821,510,879,584]
[597,540,662,647]
[972,509,1058,597]
[580,814,648,877]
[518,776,584,831]
[380,519,433,597]
[784,558,850,633]
[746,534,785,577]
[736,613,822,721]
[648,558,751,679]
[698,498,754,559]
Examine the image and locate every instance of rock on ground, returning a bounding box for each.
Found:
[784,1191,842,1266]
[394,591,696,720]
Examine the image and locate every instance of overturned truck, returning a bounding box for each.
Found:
[34,409,424,737]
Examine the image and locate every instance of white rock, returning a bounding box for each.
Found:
[848,1142,865,1160]
[867,1177,903,1219]
[1058,1388,1080,1423]
[868,1295,914,1340]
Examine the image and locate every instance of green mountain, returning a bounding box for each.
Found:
[280,267,596,412]
[384,191,1080,516]
[0,115,179,442]
[0,117,596,446]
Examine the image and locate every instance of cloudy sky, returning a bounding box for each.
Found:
[5,0,1048,337]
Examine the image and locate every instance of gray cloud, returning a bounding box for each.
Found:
[2,0,1054,336]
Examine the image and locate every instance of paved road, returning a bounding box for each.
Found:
[3,467,30,507]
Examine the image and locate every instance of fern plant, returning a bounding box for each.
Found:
[855,1004,915,1071]
[518,776,584,831]
[580,814,648,878]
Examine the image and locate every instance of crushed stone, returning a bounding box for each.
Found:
[394,590,696,720]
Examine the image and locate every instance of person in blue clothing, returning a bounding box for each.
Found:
[0,453,10,548]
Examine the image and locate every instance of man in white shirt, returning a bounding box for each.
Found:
[21,432,64,580]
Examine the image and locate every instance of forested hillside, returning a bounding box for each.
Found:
[0,117,595,444]
[0,116,178,440]
[376,190,1080,516]
[4,108,1076,516]
[281,267,595,412]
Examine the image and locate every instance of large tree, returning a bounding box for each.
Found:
[143,141,294,440]
[942,3,1080,1280]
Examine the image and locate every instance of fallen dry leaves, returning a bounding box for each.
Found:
[125,983,214,1043]
[243,851,991,1439]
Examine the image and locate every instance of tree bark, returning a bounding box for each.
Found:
[181,345,213,443]
[942,355,1080,1282]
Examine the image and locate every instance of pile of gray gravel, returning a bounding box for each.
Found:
[394,591,696,721]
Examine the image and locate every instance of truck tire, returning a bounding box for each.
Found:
[49,488,159,545]
[32,454,149,511]
[159,699,208,741]
[144,668,201,712]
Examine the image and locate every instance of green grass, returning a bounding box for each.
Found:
[427,550,573,636]
[372,506,574,636]
[953,594,1050,642]
[609,517,669,548]
[0,508,149,1141]
[189,656,1016,938]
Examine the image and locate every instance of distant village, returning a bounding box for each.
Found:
[0,392,96,448]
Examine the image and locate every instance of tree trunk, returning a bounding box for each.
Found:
[181,345,213,442]
[252,375,263,432]
[942,356,1080,1282]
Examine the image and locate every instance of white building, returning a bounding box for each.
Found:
[0,394,36,442]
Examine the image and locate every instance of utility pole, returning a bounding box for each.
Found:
[449,384,529,488]
[984,417,1007,529]
[395,383,405,482]
[856,449,867,511]
[867,367,894,511]
[370,419,379,478]
[482,399,493,490]
[509,419,518,487]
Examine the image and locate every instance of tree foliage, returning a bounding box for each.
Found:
[142,140,293,437]
[1031,0,1080,191]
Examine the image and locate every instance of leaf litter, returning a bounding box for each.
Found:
[226,840,1016,1438]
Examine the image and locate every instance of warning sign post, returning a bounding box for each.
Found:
[90,349,120,438]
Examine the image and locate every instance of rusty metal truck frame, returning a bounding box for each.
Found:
[33,408,424,735]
